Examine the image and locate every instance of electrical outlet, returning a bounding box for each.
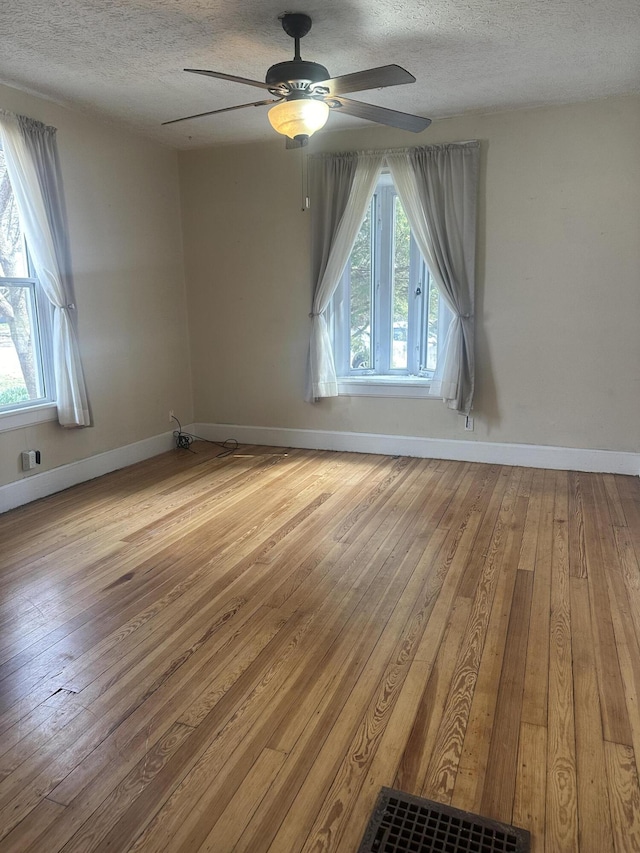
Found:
[169,409,174,423]
[21,450,37,470]
[464,416,474,432]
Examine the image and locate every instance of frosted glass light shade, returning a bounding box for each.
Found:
[268,99,329,139]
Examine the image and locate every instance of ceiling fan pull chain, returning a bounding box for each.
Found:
[300,150,310,211]
[305,151,310,210]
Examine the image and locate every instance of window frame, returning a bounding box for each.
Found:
[332,172,451,397]
[0,152,57,425]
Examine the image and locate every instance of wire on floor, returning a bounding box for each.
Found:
[171,415,238,458]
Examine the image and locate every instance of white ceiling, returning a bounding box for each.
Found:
[1,0,638,149]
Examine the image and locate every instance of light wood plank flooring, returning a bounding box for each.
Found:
[1,443,640,852]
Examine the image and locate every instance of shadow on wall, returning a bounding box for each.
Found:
[472,138,500,435]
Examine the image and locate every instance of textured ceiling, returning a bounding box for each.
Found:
[1,0,638,149]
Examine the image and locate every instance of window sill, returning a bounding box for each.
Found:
[337,376,437,399]
[0,402,58,433]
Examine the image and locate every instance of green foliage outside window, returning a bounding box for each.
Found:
[346,192,441,371]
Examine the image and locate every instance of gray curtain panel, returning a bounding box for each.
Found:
[310,153,360,288]
[306,151,383,401]
[388,142,480,415]
[306,153,358,401]
[18,117,79,326]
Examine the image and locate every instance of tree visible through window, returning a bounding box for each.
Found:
[333,173,450,380]
[0,145,52,410]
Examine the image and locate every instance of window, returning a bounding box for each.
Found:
[0,144,54,415]
[332,173,451,395]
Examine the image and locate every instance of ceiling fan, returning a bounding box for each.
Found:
[163,12,432,146]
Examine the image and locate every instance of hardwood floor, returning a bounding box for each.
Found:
[0,443,639,852]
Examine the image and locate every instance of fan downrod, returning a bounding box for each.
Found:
[267,12,328,91]
[279,12,312,61]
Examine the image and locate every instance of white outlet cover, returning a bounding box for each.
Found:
[21,450,36,470]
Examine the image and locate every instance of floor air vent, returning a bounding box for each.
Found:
[358,788,530,853]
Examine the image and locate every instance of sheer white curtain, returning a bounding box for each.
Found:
[387,142,479,414]
[306,151,383,401]
[0,111,90,426]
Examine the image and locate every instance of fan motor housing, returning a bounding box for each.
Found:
[266,60,330,90]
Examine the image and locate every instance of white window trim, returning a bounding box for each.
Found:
[337,375,439,398]
[0,276,56,416]
[0,401,57,432]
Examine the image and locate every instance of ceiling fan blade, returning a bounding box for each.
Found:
[162,98,281,126]
[184,69,273,91]
[329,97,431,133]
[312,64,415,96]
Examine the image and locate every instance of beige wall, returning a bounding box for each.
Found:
[179,95,640,453]
[0,83,193,487]
[2,90,637,494]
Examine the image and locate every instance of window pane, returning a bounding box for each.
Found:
[0,150,29,278]
[0,284,45,406]
[391,196,409,369]
[426,275,440,372]
[349,200,373,370]
[334,173,439,382]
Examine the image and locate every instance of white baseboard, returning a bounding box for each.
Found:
[192,422,640,476]
[0,430,176,514]
[2,422,637,514]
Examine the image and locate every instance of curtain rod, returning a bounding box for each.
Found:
[309,140,479,160]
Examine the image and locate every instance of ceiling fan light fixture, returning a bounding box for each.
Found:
[167,14,430,139]
[268,98,329,140]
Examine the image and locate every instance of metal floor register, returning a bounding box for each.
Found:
[357,788,530,853]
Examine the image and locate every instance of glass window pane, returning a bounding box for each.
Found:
[334,173,441,381]
[391,196,409,369]
[426,275,440,372]
[0,284,45,406]
[0,149,29,278]
[349,200,373,370]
